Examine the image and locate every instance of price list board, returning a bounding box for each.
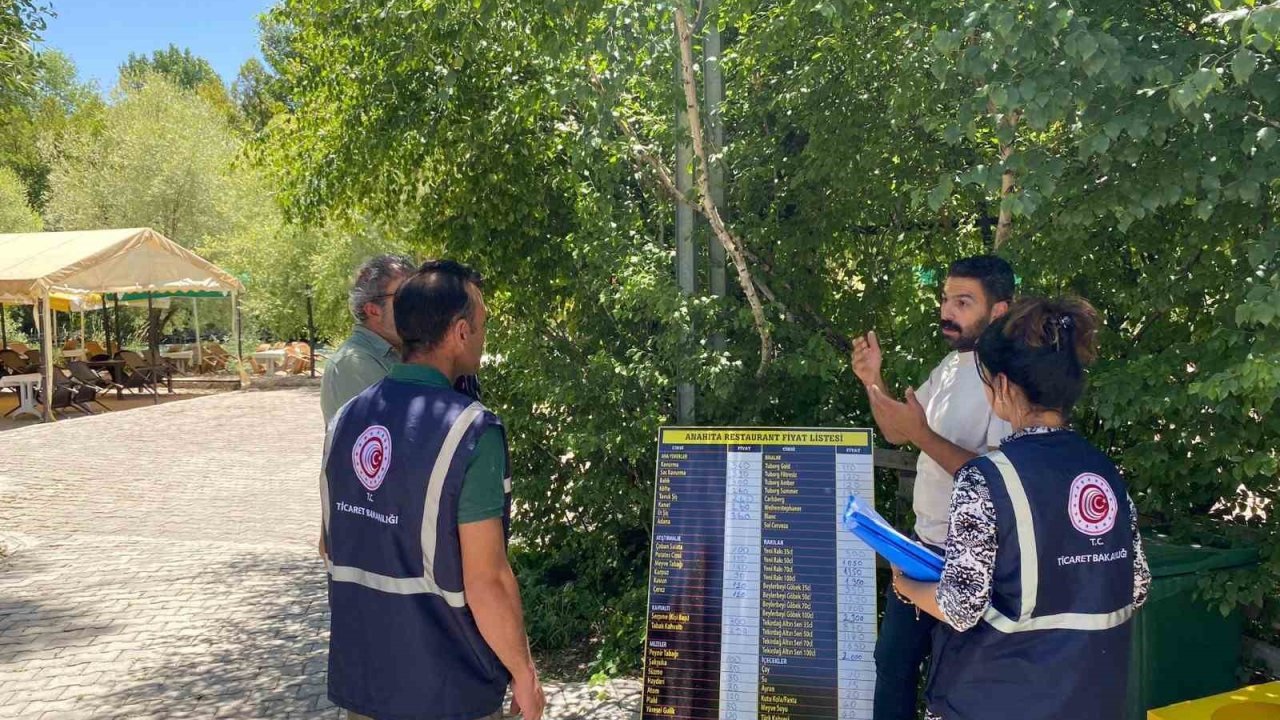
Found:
[644,427,877,720]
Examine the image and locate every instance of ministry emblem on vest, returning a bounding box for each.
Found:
[352,425,392,492]
[1069,473,1118,536]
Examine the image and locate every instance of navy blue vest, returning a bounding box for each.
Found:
[323,377,512,720]
[927,430,1135,720]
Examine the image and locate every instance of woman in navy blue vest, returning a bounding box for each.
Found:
[892,296,1151,720]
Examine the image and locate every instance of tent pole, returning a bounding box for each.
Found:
[40,294,55,422]
[232,291,244,388]
[192,298,201,373]
[1,303,7,349]
[113,295,122,353]
[101,294,110,355]
[306,288,316,379]
[147,293,157,405]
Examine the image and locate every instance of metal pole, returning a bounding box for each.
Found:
[147,293,157,404]
[306,288,316,379]
[232,291,244,387]
[40,294,54,422]
[704,0,727,353]
[79,309,85,350]
[675,46,696,425]
[192,298,202,372]
[1,303,6,349]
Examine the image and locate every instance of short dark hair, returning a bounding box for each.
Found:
[394,260,485,358]
[976,296,1100,415]
[948,255,1015,304]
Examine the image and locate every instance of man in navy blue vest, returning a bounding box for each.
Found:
[321,260,544,720]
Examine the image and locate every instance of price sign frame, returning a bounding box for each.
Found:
[643,426,878,720]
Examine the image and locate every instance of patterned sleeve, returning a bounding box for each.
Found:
[1130,496,1151,608]
[935,464,998,631]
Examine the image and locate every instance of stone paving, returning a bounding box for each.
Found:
[0,387,640,719]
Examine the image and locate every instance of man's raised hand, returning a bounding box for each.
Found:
[850,330,883,389]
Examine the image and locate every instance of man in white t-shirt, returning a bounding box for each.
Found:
[850,255,1014,720]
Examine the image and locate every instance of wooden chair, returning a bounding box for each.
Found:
[197,343,230,373]
[85,340,108,357]
[0,349,28,376]
[6,342,29,354]
[284,342,313,374]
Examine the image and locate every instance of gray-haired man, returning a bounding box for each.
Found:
[320,254,418,425]
[322,254,484,426]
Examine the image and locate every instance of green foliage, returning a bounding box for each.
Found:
[203,215,417,342]
[0,0,48,101]
[252,0,1278,674]
[43,72,244,245]
[0,49,100,209]
[119,44,221,91]
[256,0,964,673]
[9,0,1272,678]
[899,0,1280,623]
[0,165,41,231]
[35,70,302,342]
[118,45,238,124]
[232,58,286,134]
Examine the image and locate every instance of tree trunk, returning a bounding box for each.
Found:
[674,5,773,375]
[994,111,1021,249]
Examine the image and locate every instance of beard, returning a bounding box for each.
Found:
[941,317,988,351]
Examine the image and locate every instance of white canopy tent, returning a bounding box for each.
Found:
[0,227,245,421]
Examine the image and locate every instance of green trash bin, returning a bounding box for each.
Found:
[1126,539,1260,719]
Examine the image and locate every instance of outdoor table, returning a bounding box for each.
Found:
[62,349,86,360]
[253,349,286,374]
[161,350,194,373]
[1,373,43,420]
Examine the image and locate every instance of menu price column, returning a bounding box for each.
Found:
[718,445,762,719]
[836,445,877,718]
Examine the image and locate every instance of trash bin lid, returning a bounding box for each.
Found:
[1144,538,1260,578]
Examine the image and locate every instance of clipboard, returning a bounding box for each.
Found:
[842,495,944,582]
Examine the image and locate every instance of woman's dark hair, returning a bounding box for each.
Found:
[394,259,484,358]
[976,296,1099,414]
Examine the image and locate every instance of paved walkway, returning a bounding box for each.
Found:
[0,387,639,719]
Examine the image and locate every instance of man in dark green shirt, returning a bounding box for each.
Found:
[323,260,543,720]
[381,363,507,523]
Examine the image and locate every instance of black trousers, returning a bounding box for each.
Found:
[873,576,939,720]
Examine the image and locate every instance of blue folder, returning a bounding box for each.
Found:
[842,495,944,582]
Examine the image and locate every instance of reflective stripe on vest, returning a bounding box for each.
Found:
[323,401,485,608]
[981,450,1135,633]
